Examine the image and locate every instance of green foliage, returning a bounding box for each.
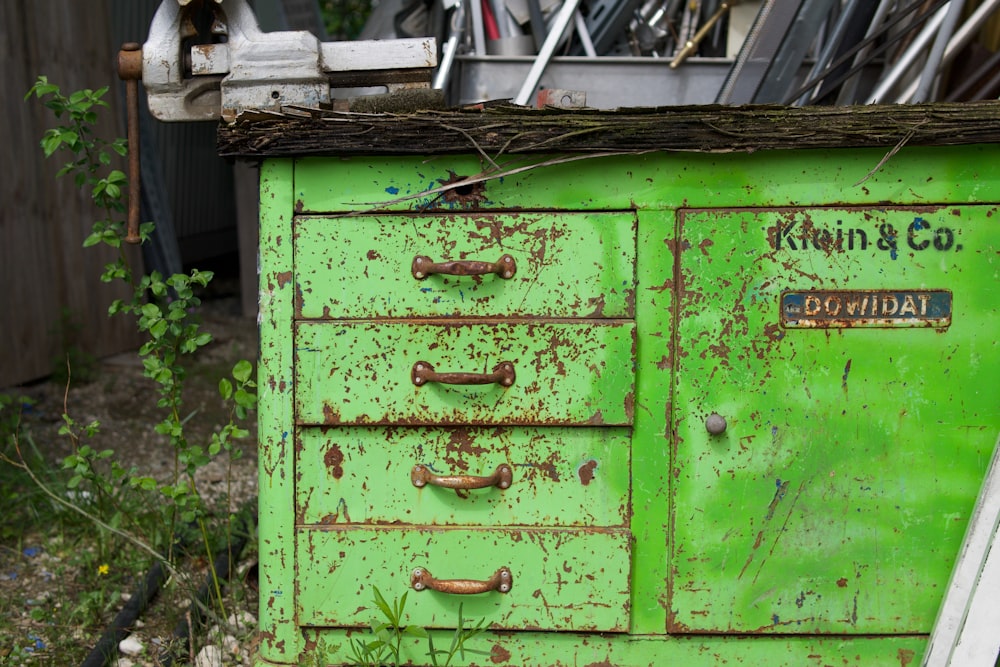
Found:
[25,75,257,617]
[346,587,488,667]
[320,0,373,40]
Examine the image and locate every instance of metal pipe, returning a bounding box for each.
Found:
[117,42,143,245]
[898,0,1000,102]
[865,2,950,104]
[779,0,949,105]
[945,46,1000,101]
[794,0,863,104]
[514,0,583,106]
[910,0,967,102]
[835,0,895,104]
[575,10,598,57]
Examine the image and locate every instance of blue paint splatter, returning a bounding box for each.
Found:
[385,186,399,195]
[772,614,780,626]
[22,547,40,558]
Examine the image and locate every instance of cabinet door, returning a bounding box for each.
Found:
[670,206,999,634]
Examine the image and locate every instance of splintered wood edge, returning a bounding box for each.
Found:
[217,101,1000,157]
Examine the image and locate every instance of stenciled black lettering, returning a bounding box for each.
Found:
[878,223,898,259]
[934,226,955,251]
[907,218,930,251]
[849,228,868,250]
[775,221,798,250]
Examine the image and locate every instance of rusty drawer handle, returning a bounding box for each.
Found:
[412,361,515,387]
[411,463,513,490]
[411,254,516,280]
[411,566,513,595]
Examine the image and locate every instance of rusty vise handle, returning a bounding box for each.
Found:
[117,42,143,245]
[411,566,513,595]
[412,361,515,387]
[411,463,513,490]
[412,254,516,280]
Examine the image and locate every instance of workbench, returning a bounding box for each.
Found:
[221,102,1000,666]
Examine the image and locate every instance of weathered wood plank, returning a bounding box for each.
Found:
[1,0,142,388]
[217,101,1000,157]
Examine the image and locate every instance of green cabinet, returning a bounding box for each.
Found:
[254,139,1000,665]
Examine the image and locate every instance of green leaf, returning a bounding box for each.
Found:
[232,359,253,383]
[372,587,394,622]
[218,377,233,400]
[234,388,256,410]
[149,319,169,339]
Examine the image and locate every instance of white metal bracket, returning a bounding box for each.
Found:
[923,432,1000,667]
[142,0,437,121]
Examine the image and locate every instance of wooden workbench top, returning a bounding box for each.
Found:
[217,100,1000,158]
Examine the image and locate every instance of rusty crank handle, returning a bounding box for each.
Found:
[117,43,143,245]
[411,566,513,594]
[412,254,516,280]
[412,361,515,387]
[411,463,513,490]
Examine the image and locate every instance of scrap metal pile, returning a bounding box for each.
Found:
[375,0,1000,107]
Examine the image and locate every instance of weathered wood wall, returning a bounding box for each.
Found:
[1,0,142,389]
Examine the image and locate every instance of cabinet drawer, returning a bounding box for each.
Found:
[296,426,630,527]
[294,321,635,425]
[296,527,631,631]
[293,212,636,319]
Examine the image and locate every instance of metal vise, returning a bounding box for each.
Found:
[132,0,437,122]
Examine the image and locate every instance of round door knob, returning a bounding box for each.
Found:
[705,413,727,435]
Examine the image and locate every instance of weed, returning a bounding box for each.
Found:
[0,76,261,662]
[344,587,488,667]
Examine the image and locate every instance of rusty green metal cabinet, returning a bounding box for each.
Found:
[254,143,1000,665]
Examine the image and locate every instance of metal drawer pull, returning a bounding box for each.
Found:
[411,566,513,594]
[411,254,516,280]
[411,361,515,387]
[411,463,513,490]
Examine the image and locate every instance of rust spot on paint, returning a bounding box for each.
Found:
[898,648,916,666]
[836,577,849,587]
[276,271,293,288]
[438,171,487,207]
[490,644,511,663]
[324,444,344,479]
[294,199,303,213]
[578,459,598,485]
[322,403,341,425]
[587,295,607,318]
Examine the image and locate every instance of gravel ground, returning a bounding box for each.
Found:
[4,288,262,666]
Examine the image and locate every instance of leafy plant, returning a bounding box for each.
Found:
[23,76,257,618]
[346,587,488,667]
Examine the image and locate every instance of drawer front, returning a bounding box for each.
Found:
[294,321,636,425]
[296,527,631,631]
[293,212,636,319]
[296,426,631,527]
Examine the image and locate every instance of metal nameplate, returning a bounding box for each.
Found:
[781,290,952,328]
